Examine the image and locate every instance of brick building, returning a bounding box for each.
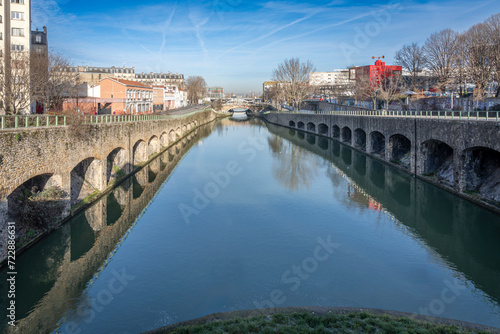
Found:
[100,78,153,114]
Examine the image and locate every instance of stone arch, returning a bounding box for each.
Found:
[106,147,128,184]
[160,132,169,147]
[341,126,352,144]
[71,158,103,205]
[307,122,316,132]
[463,147,500,202]
[176,127,182,138]
[370,131,385,156]
[187,123,192,131]
[169,130,176,144]
[297,121,305,130]
[421,140,454,184]
[182,125,187,134]
[7,173,66,227]
[289,121,296,128]
[354,128,366,151]
[133,140,148,165]
[148,136,161,156]
[389,134,411,168]
[318,123,328,136]
[332,125,340,139]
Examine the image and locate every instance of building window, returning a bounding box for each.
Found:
[11,44,24,52]
[35,35,42,43]
[11,0,24,3]
[12,28,24,36]
[0,32,2,40]
[11,11,23,20]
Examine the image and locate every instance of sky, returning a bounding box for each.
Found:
[32,0,500,94]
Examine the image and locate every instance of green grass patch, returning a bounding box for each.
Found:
[164,312,495,334]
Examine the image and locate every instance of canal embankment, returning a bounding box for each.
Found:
[0,109,227,267]
[261,112,500,214]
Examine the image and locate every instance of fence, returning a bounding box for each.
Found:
[267,110,500,121]
[0,109,209,130]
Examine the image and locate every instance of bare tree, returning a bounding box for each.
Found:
[272,58,316,112]
[394,42,424,90]
[378,74,404,110]
[186,76,206,105]
[423,29,459,92]
[485,13,500,97]
[31,51,80,113]
[463,23,494,103]
[0,51,32,115]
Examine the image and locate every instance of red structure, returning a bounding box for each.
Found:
[349,57,402,91]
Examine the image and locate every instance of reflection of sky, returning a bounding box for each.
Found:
[32,0,500,92]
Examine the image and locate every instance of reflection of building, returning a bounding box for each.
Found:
[206,87,224,100]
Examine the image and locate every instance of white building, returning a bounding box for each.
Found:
[309,70,350,87]
[163,86,187,109]
[1,0,33,114]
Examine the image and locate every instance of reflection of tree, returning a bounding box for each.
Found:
[268,135,318,191]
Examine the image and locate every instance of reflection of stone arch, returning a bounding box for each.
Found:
[148,136,161,156]
[354,128,366,151]
[462,147,500,202]
[71,158,103,205]
[133,140,148,165]
[106,147,127,185]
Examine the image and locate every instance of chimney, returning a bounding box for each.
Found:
[43,26,47,34]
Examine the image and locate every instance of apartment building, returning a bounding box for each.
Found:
[309,70,350,87]
[1,0,32,114]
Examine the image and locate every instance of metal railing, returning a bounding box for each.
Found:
[269,109,500,121]
[0,109,209,130]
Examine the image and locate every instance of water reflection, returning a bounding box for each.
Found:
[0,122,217,334]
[267,134,318,192]
[265,122,500,307]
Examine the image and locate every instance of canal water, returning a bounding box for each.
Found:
[1,118,500,333]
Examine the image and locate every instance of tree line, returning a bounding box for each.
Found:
[394,13,500,98]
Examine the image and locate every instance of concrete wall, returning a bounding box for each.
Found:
[263,113,500,211]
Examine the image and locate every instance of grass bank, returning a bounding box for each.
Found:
[145,308,499,334]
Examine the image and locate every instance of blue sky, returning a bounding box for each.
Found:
[32,0,500,94]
